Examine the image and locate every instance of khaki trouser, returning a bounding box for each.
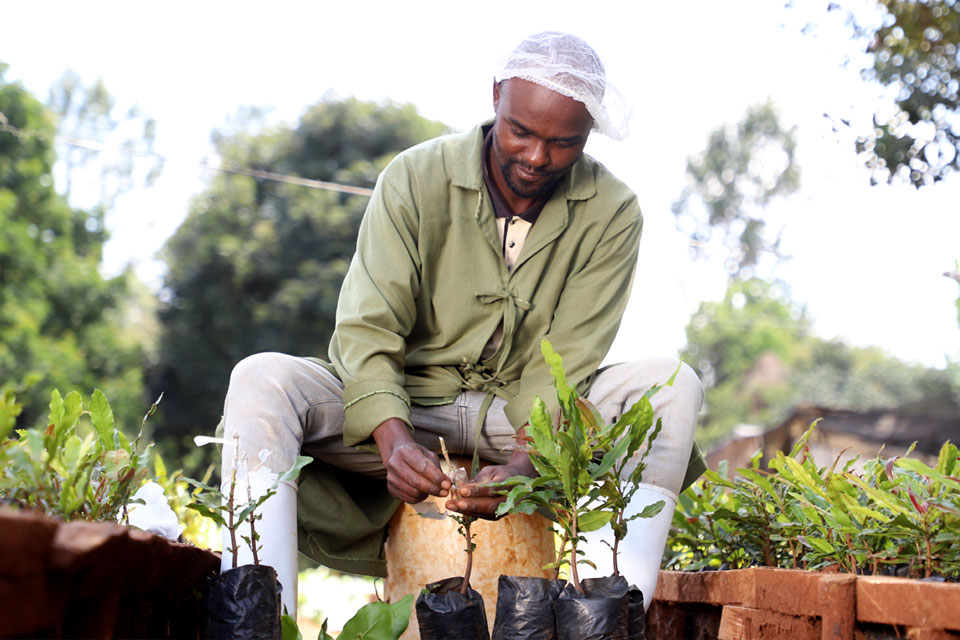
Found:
[221,352,703,609]
[223,352,701,494]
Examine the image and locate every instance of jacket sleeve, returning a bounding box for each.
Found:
[503,192,642,427]
[328,161,422,447]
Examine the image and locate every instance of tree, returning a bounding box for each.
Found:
[150,98,448,454]
[683,277,958,446]
[671,101,800,278]
[857,0,960,186]
[0,63,146,429]
[46,69,162,210]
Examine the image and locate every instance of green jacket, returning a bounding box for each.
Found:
[297,123,705,576]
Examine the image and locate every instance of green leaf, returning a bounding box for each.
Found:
[280,614,301,640]
[804,536,835,554]
[183,476,224,497]
[278,455,313,484]
[46,389,65,456]
[186,502,227,526]
[737,468,779,504]
[388,594,414,638]
[577,509,614,533]
[788,421,819,458]
[89,388,116,450]
[937,441,958,477]
[627,499,666,521]
[236,491,275,524]
[0,389,23,442]
[542,339,573,408]
[61,391,82,439]
[338,600,396,639]
[317,618,335,640]
[61,435,84,472]
[843,473,913,519]
[528,398,559,465]
[595,435,630,479]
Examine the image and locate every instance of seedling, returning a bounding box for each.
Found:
[186,435,311,567]
[414,436,477,596]
[497,340,618,592]
[666,422,960,580]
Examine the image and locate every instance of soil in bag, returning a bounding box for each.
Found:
[626,585,646,640]
[202,564,282,640]
[492,575,564,640]
[416,576,490,640]
[555,575,629,640]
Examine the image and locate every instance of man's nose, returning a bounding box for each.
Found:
[524,140,549,168]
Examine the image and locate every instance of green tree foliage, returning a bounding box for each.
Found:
[0,63,146,430]
[857,0,960,186]
[672,101,800,278]
[684,278,957,445]
[151,98,447,453]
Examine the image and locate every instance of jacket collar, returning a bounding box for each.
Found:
[449,120,597,202]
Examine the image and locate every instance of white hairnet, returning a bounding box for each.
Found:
[495,31,631,140]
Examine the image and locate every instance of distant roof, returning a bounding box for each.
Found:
[780,405,960,455]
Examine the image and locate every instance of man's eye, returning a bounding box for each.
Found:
[512,128,529,137]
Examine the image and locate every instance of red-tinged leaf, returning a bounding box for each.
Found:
[907,487,927,515]
[885,457,899,481]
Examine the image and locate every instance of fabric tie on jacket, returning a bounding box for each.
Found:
[455,360,518,477]
[475,287,532,377]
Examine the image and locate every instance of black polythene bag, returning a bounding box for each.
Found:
[491,575,564,640]
[555,575,629,640]
[202,564,282,640]
[416,576,490,640]
[626,584,646,640]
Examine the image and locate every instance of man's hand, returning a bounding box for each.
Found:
[373,418,451,503]
[446,430,537,519]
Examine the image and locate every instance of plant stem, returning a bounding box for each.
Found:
[570,515,582,593]
[439,437,472,596]
[247,472,260,566]
[612,509,624,577]
[228,435,239,569]
[554,530,568,580]
[462,519,474,595]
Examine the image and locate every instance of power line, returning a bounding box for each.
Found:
[0,113,375,197]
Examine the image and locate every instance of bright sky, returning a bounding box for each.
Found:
[3,0,959,369]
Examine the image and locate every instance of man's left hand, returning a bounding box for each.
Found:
[445,459,535,520]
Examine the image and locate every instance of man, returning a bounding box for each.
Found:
[219,31,704,617]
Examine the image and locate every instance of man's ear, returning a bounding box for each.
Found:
[493,79,502,112]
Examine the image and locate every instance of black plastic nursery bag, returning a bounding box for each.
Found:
[626,584,646,640]
[203,564,282,640]
[492,575,564,640]
[416,576,490,640]
[555,575,629,640]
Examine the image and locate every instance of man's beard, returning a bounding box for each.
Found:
[492,133,569,200]
[499,158,564,199]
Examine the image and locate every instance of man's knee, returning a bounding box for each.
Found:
[670,359,705,410]
[616,357,704,405]
[228,352,296,393]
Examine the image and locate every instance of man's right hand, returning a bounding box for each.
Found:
[373,418,451,503]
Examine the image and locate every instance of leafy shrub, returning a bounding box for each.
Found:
[665,422,960,579]
[0,386,160,522]
[497,340,668,590]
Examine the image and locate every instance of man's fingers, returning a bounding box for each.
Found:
[388,450,450,499]
[396,444,450,489]
[387,476,427,503]
[446,495,505,520]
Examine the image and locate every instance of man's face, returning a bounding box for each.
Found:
[491,79,593,202]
